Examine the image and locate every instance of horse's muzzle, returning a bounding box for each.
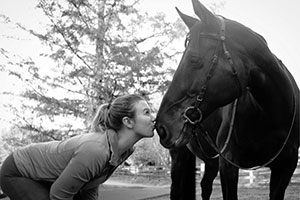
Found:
[155,122,176,149]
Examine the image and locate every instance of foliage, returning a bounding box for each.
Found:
[0,136,10,164]
[130,134,171,166]
[0,0,225,166]
[0,0,184,142]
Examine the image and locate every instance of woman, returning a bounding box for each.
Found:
[0,94,155,200]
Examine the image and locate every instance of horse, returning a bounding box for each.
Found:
[169,113,220,200]
[155,0,300,200]
[169,107,225,200]
[169,145,197,200]
[170,98,228,200]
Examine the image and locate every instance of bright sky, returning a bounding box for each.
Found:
[0,0,299,80]
[0,0,300,128]
[140,0,300,84]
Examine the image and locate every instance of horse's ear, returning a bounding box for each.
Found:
[176,7,198,30]
[192,0,218,26]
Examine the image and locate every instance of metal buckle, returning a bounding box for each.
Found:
[183,106,203,125]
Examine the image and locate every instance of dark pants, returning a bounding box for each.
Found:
[0,154,52,200]
[0,154,98,200]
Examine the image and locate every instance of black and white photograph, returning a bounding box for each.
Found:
[1,0,299,199]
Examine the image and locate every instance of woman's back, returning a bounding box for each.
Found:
[13,132,108,181]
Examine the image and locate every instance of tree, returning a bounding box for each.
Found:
[131,135,171,166]
[0,0,185,143]
[0,0,226,166]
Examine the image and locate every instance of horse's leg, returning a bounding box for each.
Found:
[269,151,298,200]
[201,158,219,200]
[219,158,239,200]
[170,145,196,200]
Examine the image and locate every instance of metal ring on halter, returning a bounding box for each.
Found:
[183,106,203,125]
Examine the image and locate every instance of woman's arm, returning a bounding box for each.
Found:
[50,148,107,200]
[74,186,99,200]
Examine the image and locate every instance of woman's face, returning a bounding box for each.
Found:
[132,100,155,138]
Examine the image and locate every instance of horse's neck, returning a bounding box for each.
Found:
[232,25,295,109]
[248,53,295,124]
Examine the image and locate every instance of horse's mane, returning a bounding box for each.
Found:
[252,32,268,45]
[225,18,268,46]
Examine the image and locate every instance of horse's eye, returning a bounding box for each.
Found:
[185,50,203,68]
[189,55,200,64]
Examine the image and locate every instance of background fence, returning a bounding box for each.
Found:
[115,151,300,188]
[197,150,300,187]
[196,165,300,187]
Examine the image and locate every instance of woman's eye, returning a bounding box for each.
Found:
[144,110,150,115]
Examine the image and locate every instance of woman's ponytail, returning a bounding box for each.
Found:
[91,103,111,132]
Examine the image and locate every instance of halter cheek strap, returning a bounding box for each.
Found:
[183,16,242,125]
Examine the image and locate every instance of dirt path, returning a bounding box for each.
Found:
[0,180,170,200]
[1,181,299,200]
[152,184,300,200]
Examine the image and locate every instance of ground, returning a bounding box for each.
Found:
[151,184,300,200]
[108,173,300,200]
[1,174,299,200]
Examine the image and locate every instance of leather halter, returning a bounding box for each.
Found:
[180,16,241,159]
[182,16,242,126]
[181,16,297,170]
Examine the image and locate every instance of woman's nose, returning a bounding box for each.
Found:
[151,114,156,122]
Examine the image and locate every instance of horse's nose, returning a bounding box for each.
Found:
[155,122,175,149]
[154,122,167,140]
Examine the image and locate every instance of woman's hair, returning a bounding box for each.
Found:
[91,94,146,132]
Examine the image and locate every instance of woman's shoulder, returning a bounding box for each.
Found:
[75,132,109,154]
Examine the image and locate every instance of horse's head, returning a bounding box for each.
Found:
[155,0,251,148]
